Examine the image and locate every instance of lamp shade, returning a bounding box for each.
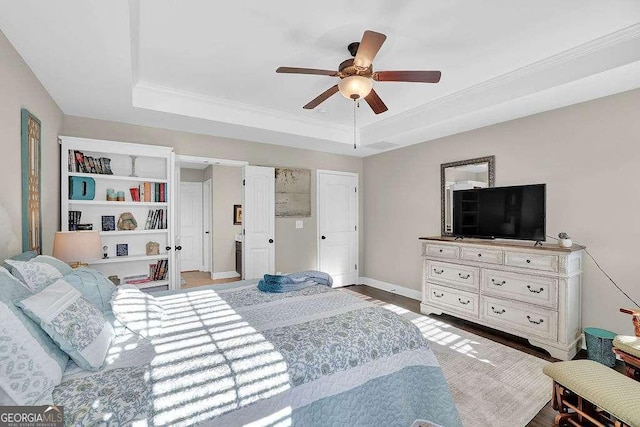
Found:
[52,231,102,264]
[338,76,373,99]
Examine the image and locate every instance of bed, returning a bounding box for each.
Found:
[51,278,461,426]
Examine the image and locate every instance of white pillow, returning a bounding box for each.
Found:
[111,285,164,337]
[5,260,62,292]
[17,279,114,371]
[0,301,62,404]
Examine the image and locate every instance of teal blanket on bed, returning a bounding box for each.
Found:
[258,270,333,293]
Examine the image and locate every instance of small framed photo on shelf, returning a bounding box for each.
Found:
[116,243,128,257]
[102,215,116,231]
[234,204,242,225]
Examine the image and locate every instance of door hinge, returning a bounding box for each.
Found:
[243,229,245,235]
[354,225,357,231]
[355,264,358,270]
[355,187,357,193]
[243,179,245,186]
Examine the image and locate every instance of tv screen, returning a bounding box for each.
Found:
[452,184,546,241]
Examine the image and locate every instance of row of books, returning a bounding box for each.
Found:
[68,210,93,230]
[145,209,167,230]
[129,182,167,203]
[149,259,169,281]
[123,260,168,284]
[68,150,113,174]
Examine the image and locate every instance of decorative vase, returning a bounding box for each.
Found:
[559,238,572,248]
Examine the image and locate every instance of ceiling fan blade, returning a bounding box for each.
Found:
[364,89,388,114]
[373,70,442,83]
[303,85,339,109]
[354,30,387,68]
[276,67,337,76]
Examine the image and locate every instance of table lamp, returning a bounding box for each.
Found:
[52,231,102,268]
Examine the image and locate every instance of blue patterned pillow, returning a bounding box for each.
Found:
[31,255,74,276]
[0,250,37,270]
[5,260,62,293]
[0,267,68,405]
[17,279,115,371]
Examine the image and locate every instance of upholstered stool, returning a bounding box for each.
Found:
[543,360,640,427]
[614,335,640,381]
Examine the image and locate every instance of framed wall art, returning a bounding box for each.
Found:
[21,109,42,253]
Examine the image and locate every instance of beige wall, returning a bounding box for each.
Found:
[62,116,364,274]
[208,165,242,273]
[180,168,205,183]
[363,88,640,336]
[0,30,63,259]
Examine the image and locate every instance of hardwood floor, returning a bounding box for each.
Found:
[344,285,569,426]
[181,271,241,288]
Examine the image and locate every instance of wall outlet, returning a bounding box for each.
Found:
[296,220,303,229]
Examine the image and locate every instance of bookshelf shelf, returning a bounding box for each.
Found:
[69,200,168,207]
[61,136,175,292]
[68,172,167,184]
[90,254,169,265]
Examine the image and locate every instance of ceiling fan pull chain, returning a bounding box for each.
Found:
[353,98,357,149]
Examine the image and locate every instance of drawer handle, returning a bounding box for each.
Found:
[433,292,444,298]
[526,315,544,325]
[527,285,544,294]
[477,253,482,257]
[491,306,505,315]
[433,268,444,275]
[526,259,531,264]
[439,249,443,253]
[458,273,470,280]
[458,298,470,305]
[491,278,506,286]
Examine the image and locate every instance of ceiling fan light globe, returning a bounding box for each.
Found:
[338,76,373,100]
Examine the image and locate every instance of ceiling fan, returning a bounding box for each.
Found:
[276,30,442,114]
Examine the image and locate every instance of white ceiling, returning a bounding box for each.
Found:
[1,1,640,157]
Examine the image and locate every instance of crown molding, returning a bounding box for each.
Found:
[360,22,640,146]
[132,81,354,144]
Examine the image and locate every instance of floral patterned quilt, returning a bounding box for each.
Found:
[54,281,461,426]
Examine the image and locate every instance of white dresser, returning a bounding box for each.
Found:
[420,236,584,360]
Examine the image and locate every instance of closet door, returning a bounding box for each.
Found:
[242,166,275,280]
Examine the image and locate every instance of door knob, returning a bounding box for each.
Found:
[321,236,326,240]
[165,246,171,251]
[268,239,274,244]
[205,231,210,234]
[175,245,182,251]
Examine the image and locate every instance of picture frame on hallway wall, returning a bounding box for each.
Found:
[21,108,42,254]
[234,205,242,225]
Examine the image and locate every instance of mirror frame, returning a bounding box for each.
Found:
[440,155,495,236]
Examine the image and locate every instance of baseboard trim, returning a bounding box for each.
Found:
[358,277,422,301]
[211,271,241,280]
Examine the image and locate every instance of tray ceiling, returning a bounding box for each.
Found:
[1,1,640,156]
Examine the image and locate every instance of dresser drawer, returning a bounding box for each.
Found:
[481,269,558,308]
[424,243,460,260]
[481,296,558,341]
[460,247,504,265]
[504,251,558,272]
[426,283,479,318]
[426,260,479,291]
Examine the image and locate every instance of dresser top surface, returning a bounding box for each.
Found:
[419,236,584,253]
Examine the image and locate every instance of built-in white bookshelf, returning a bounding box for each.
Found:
[60,136,175,291]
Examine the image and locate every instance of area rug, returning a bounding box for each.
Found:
[345,291,551,427]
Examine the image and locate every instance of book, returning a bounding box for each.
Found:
[74,151,85,172]
[129,187,140,202]
[144,182,151,202]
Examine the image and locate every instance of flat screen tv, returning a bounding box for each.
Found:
[452,184,546,241]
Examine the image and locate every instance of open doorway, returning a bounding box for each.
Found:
[176,156,246,288]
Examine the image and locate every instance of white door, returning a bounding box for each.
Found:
[179,181,203,271]
[170,154,181,290]
[203,179,212,275]
[318,170,358,287]
[243,166,275,280]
